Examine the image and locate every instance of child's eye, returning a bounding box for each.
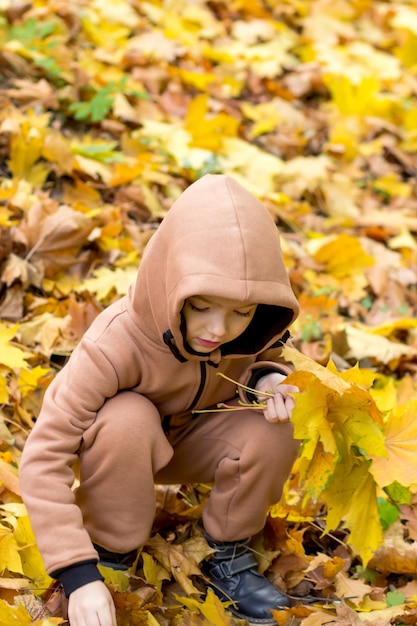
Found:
[235,310,253,318]
[189,303,208,313]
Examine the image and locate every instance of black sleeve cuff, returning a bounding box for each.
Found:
[247,367,287,402]
[51,560,104,597]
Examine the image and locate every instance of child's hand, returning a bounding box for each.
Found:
[255,372,299,424]
[68,579,116,626]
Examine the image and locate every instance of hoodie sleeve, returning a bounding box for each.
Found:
[19,335,127,576]
[237,335,296,403]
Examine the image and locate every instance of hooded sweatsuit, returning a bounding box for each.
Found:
[19,174,300,596]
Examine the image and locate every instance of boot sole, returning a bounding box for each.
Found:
[227,604,280,625]
[204,583,283,624]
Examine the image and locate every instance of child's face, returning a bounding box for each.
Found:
[182,295,257,353]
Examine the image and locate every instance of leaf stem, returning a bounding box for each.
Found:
[216,371,275,397]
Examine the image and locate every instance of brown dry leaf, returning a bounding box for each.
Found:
[295,611,337,626]
[145,534,203,596]
[18,312,71,354]
[333,571,372,606]
[355,605,417,624]
[1,253,43,288]
[5,79,59,110]
[17,202,94,276]
[400,504,417,541]
[344,325,417,366]
[0,285,24,321]
[67,293,102,340]
[111,588,159,624]
[0,460,20,495]
[304,554,346,587]
[0,577,30,589]
[369,520,417,575]
[332,602,365,625]
[397,580,417,602]
[42,132,76,176]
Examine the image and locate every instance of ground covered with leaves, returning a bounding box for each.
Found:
[1,0,417,624]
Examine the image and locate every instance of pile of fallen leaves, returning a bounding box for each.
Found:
[1,0,417,624]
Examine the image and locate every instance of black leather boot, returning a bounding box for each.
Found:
[202,533,291,624]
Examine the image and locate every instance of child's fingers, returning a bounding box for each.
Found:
[263,394,294,423]
[256,384,299,403]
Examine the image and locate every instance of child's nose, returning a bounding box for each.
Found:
[207,314,227,337]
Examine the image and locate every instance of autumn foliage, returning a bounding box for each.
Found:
[1,0,417,624]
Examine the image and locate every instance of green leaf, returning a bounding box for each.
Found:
[68,89,115,123]
[377,497,399,530]
[386,590,405,607]
[11,18,57,44]
[384,481,412,506]
[35,56,62,79]
[68,77,131,123]
[71,141,124,163]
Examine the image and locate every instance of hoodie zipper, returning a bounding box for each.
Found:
[188,361,207,412]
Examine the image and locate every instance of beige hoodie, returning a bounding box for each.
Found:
[19,174,299,575]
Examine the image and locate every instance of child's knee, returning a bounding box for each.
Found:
[84,391,165,450]
[246,421,299,467]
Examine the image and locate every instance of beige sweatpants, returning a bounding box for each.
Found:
[74,391,300,553]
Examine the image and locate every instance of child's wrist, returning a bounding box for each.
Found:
[52,560,104,597]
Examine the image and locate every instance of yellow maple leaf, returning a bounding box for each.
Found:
[328,388,386,457]
[311,234,375,279]
[18,365,51,397]
[0,524,23,574]
[325,73,381,115]
[177,68,217,90]
[279,155,332,198]
[14,515,53,593]
[335,362,376,389]
[322,461,383,566]
[242,101,281,139]
[283,345,350,393]
[290,376,339,459]
[370,375,399,414]
[80,15,132,48]
[184,94,239,151]
[7,113,50,185]
[142,552,170,591]
[76,266,138,301]
[283,345,386,564]
[97,563,130,591]
[42,131,75,176]
[297,440,338,499]
[0,323,33,370]
[368,317,417,338]
[393,8,417,67]
[0,205,15,226]
[373,174,412,199]
[370,401,417,488]
[327,116,365,161]
[0,370,8,404]
[221,137,285,195]
[0,598,33,625]
[109,159,148,187]
[177,588,233,625]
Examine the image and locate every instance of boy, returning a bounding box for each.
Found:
[19,174,300,626]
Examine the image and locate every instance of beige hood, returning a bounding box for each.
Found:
[127,174,299,361]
